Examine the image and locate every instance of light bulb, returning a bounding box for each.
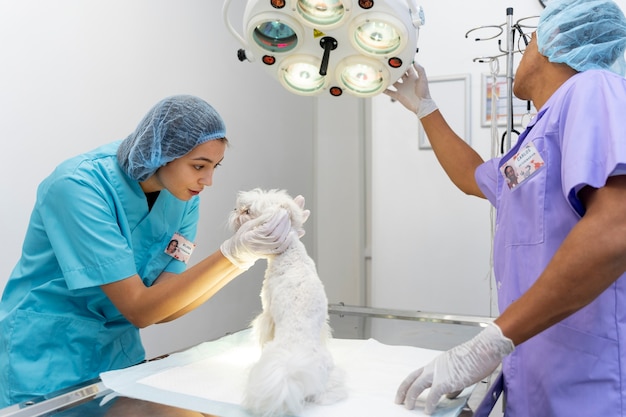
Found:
[296,0,346,26]
[280,59,326,94]
[336,57,389,97]
[252,21,298,52]
[354,20,402,55]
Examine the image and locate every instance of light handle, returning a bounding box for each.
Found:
[223,0,256,62]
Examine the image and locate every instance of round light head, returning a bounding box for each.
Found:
[296,0,348,27]
[335,55,389,97]
[252,21,298,52]
[278,55,328,95]
[246,13,304,54]
[350,12,408,56]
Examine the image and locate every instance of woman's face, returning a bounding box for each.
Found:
[167,240,178,252]
[152,139,226,201]
[505,166,516,180]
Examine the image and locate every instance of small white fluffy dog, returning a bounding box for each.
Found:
[227,188,347,417]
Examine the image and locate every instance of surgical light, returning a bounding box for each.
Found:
[223,0,425,98]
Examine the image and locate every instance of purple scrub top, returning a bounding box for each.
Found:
[475,70,626,416]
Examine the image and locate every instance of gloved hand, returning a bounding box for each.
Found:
[395,322,514,414]
[384,62,438,119]
[220,208,294,270]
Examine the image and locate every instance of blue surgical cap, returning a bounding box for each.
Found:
[117,95,226,181]
[537,0,626,75]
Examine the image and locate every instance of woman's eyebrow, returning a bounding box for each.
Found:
[191,156,224,164]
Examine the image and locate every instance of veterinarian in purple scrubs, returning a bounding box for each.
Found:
[0,95,299,407]
[384,0,626,415]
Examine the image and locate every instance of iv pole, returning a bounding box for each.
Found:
[465,7,537,154]
[465,7,526,317]
[504,8,515,153]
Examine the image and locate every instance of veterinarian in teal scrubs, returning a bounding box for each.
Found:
[0,95,298,407]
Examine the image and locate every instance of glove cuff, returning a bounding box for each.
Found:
[485,322,515,358]
[417,98,438,119]
[219,242,254,271]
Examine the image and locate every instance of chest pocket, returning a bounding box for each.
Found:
[497,138,548,247]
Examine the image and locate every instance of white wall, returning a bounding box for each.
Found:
[314,96,368,307]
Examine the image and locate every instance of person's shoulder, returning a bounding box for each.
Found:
[37,140,124,194]
[54,140,123,176]
[571,69,626,86]
[557,70,626,103]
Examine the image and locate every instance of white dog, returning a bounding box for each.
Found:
[227,188,347,417]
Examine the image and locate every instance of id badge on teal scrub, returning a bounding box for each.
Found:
[164,232,196,264]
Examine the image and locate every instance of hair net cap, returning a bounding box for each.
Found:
[117,95,226,181]
[537,0,626,75]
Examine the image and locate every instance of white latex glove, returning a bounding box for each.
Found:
[384,62,438,119]
[220,208,294,271]
[395,322,514,414]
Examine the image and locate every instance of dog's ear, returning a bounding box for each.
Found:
[289,195,309,238]
[293,209,310,238]
[294,195,305,210]
[301,209,310,224]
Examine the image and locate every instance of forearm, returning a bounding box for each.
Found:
[496,177,626,345]
[156,263,242,323]
[102,250,243,328]
[420,110,486,198]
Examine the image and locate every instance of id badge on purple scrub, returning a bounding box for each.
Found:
[500,142,545,190]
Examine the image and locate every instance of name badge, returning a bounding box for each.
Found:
[164,232,196,264]
[500,142,545,189]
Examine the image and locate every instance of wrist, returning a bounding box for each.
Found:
[485,322,515,357]
[219,242,255,271]
[416,98,438,119]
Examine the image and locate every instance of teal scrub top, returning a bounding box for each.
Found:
[0,141,199,407]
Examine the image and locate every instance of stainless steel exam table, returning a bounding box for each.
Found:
[0,304,499,417]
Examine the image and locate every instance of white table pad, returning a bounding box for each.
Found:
[100,329,473,417]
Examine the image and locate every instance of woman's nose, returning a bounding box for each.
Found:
[200,171,213,187]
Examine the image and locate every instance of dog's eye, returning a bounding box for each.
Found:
[242,208,250,215]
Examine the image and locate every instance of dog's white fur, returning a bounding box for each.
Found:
[227,188,347,417]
